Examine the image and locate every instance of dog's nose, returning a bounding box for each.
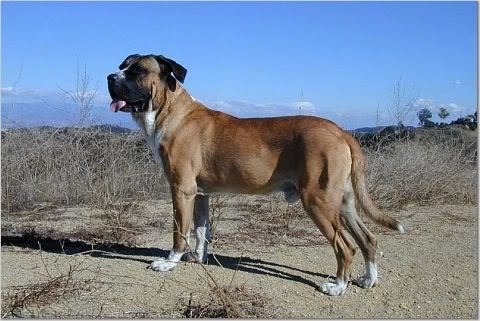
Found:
[107,74,118,83]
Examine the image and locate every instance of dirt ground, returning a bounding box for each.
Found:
[1,197,478,318]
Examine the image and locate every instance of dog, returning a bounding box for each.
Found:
[107,54,404,296]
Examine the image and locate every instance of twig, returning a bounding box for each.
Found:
[99,224,141,234]
[229,252,244,288]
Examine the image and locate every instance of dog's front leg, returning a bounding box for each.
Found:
[149,184,196,272]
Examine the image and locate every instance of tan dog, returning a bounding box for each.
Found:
[107,54,404,296]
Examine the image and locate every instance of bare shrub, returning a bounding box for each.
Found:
[99,201,144,246]
[270,196,303,231]
[385,77,419,127]
[1,255,100,318]
[1,127,169,213]
[2,124,476,249]
[366,129,477,209]
[182,284,269,318]
[1,126,171,246]
[59,63,98,126]
[208,195,231,241]
[213,195,325,248]
[177,234,269,318]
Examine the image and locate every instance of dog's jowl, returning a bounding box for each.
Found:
[107,54,404,296]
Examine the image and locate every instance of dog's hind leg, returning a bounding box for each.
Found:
[180,195,210,264]
[340,179,378,288]
[189,195,211,263]
[301,187,356,296]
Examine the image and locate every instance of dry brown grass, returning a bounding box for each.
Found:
[182,284,269,318]
[1,254,100,318]
[1,126,171,245]
[1,125,476,318]
[365,127,477,209]
[1,127,169,213]
[1,125,477,238]
[233,195,326,247]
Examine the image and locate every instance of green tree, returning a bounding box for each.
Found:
[417,108,433,127]
[438,107,450,120]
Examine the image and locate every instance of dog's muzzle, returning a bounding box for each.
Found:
[107,73,147,113]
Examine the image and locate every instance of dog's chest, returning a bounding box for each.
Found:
[134,111,164,164]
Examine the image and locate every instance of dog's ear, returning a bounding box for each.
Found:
[155,55,187,84]
[119,54,141,70]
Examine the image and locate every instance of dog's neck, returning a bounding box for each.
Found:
[156,85,195,136]
[132,83,196,142]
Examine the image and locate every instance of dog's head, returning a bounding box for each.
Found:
[107,54,187,113]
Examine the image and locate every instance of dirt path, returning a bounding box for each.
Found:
[1,200,477,318]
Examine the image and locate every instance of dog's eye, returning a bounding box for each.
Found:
[129,65,145,75]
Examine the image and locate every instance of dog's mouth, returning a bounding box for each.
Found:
[109,98,147,113]
[110,99,127,113]
[108,82,148,113]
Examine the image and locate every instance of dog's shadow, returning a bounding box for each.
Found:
[1,234,331,289]
[206,253,329,289]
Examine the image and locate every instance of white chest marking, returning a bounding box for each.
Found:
[135,110,164,164]
[146,130,164,164]
[144,110,157,136]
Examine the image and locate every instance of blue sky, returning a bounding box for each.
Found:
[1,1,478,129]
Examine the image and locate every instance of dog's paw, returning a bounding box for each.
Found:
[181,252,208,264]
[316,281,347,296]
[181,252,197,262]
[354,274,377,288]
[148,258,177,272]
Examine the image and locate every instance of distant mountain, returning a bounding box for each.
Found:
[350,125,416,134]
[1,102,135,130]
[351,126,387,134]
[1,124,136,134]
[88,124,134,134]
[3,101,421,134]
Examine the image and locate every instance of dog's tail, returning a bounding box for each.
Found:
[345,134,405,233]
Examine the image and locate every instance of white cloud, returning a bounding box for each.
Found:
[208,99,375,128]
[1,86,15,94]
[434,102,464,114]
[208,99,318,118]
[210,100,233,109]
[415,98,434,108]
[1,86,108,107]
[447,102,463,113]
[410,97,470,122]
[335,111,351,120]
[1,87,53,103]
[62,89,107,106]
[292,101,315,113]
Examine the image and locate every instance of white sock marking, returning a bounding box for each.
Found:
[149,250,184,272]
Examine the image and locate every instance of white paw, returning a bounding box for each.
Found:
[355,274,376,288]
[149,258,177,272]
[316,281,347,296]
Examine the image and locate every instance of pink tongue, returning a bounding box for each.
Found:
[110,100,127,112]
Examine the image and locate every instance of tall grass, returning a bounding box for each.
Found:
[1,127,169,212]
[1,126,477,214]
[365,127,477,209]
